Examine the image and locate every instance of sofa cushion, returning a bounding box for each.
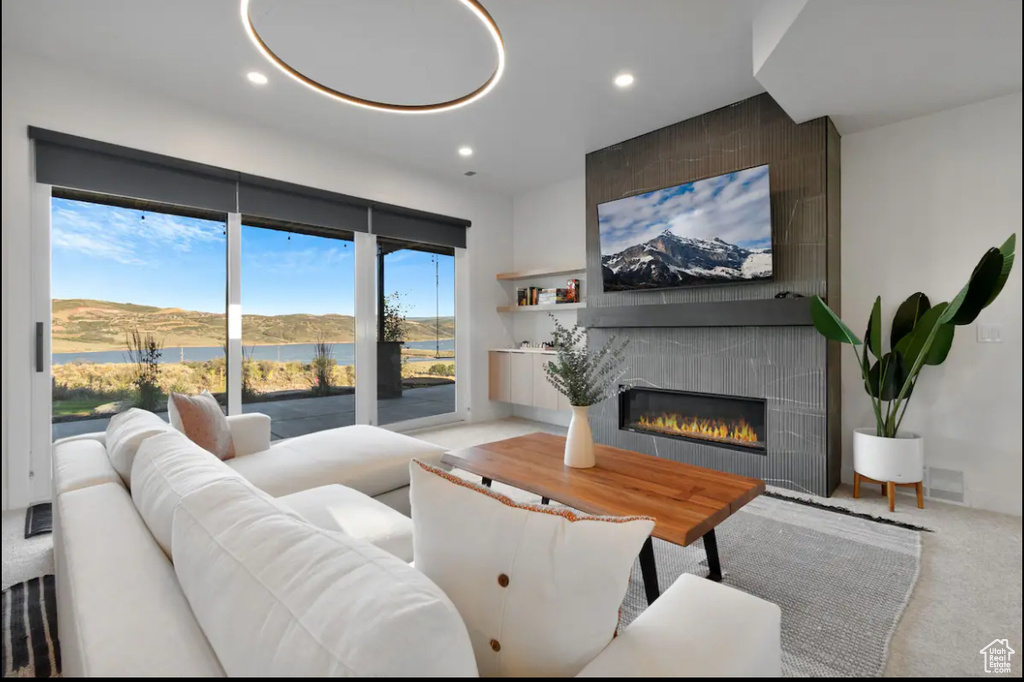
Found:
[227,424,445,498]
[55,482,224,677]
[168,391,235,460]
[130,431,245,557]
[52,436,123,496]
[105,408,175,484]
[172,477,478,677]
[410,460,655,678]
[577,573,782,677]
[277,484,414,562]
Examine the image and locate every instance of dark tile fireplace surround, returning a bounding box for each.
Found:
[581,93,842,497]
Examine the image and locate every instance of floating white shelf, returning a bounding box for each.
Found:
[496,302,585,313]
[495,266,585,281]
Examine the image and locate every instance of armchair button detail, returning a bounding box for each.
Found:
[497,573,510,587]
[490,639,501,652]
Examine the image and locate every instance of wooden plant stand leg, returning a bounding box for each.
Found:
[856,473,925,511]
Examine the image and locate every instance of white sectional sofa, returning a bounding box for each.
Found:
[50,414,782,677]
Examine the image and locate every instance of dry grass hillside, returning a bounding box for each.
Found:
[52,299,455,353]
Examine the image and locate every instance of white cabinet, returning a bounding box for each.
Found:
[488,350,565,412]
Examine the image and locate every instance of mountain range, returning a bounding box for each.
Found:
[601,230,772,290]
[52,299,454,353]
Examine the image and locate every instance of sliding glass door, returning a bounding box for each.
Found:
[376,237,456,425]
[45,192,461,446]
[50,192,227,440]
[240,218,356,439]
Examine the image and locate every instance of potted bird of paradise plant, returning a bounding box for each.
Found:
[809,235,1015,509]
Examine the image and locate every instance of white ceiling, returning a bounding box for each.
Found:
[755,0,1023,133]
[2,1,1021,196]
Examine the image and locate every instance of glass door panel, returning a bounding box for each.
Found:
[376,238,456,426]
[240,219,356,439]
[50,192,227,440]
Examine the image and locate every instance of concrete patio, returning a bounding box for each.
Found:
[51,383,456,441]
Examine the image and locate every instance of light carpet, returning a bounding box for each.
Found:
[620,494,922,677]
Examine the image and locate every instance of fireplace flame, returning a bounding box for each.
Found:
[634,413,761,448]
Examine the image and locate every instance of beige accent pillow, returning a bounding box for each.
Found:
[168,391,235,460]
[410,459,655,677]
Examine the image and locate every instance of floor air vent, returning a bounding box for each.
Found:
[925,466,965,504]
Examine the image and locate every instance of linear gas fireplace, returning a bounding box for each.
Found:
[619,387,767,454]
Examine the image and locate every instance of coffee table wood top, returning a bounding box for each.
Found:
[441,432,764,547]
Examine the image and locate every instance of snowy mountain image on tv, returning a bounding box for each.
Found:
[598,165,772,291]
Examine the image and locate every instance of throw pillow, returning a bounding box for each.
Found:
[104,407,176,484]
[168,391,235,460]
[409,460,655,678]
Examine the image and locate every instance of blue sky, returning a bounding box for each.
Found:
[597,165,772,255]
[51,198,454,317]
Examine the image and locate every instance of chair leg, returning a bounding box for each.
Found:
[886,481,896,512]
[915,481,924,509]
[853,472,861,498]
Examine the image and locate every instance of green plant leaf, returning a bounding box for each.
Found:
[810,296,862,345]
[925,322,955,365]
[903,302,946,369]
[865,296,882,359]
[890,292,930,350]
[983,233,1017,308]
[947,248,1004,325]
[866,352,904,401]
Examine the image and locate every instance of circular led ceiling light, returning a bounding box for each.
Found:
[240,0,505,114]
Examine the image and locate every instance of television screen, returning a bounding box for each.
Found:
[598,164,772,291]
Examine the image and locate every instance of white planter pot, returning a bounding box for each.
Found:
[853,428,924,483]
[564,405,596,468]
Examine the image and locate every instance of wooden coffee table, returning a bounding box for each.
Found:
[441,432,764,604]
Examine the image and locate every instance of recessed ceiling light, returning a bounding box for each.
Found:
[247,71,268,85]
[614,73,635,88]
[458,146,474,158]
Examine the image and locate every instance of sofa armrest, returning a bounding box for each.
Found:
[226,413,272,457]
[577,573,781,678]
[53,432,106,447]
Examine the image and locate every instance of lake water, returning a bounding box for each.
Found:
[53,339,456,366]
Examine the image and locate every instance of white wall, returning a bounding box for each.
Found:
[842,91,1023,516]
[508,173,586,425]
[1,52,514,510]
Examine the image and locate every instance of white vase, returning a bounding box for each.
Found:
[853,427,924,483]
[564,405,596,468]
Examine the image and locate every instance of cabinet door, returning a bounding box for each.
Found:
[488,352,511,402]
[509,352,534,406]
[532,354,560,411]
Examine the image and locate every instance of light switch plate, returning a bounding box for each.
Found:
[977,323,1003,343]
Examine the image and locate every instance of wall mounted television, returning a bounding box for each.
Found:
[598,164,773,292]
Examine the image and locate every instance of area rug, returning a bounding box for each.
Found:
[1,575,61,677]
[23,504,53,539]
[619,494,922,677]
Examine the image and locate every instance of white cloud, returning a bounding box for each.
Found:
[51,199,225,266]
[598,165,772,255]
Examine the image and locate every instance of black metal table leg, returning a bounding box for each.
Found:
[638,536,660,604]
[540,497,550,505]
[481,477,492,488]
[703,528,722,582]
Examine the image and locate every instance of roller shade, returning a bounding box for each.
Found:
[29,127,471,244]
[30,127,239,213]
[372,205,470,249]
[237,174,368,233]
